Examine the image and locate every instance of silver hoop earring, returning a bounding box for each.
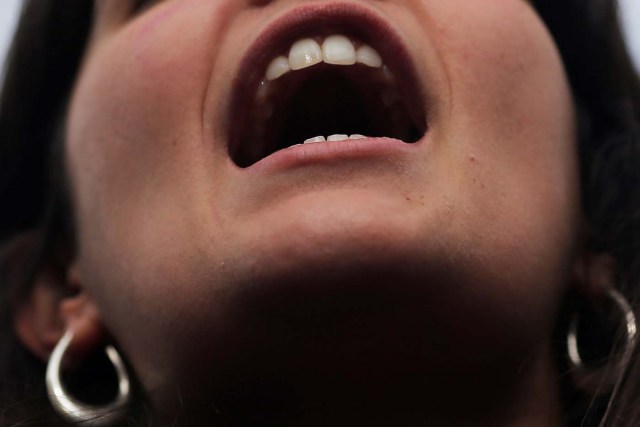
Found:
[567,288,638,395]
[46,331,131,425]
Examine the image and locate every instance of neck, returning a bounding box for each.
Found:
[160,347,565,427]
[291,349,564,427]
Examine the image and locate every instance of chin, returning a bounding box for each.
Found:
[232,188,430,290]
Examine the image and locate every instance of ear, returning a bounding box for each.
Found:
[11,237,107,367]
[571,252,618,298]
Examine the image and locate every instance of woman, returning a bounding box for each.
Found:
[0,0,639,425]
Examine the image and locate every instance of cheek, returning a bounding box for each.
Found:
[65,0,235,367]
[418,0,579,316]
[69,0,216,172]
[432,0,574,144]
[456,2,578,246]
[67,0,233,251]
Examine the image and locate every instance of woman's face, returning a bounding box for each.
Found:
[66,0,578,421]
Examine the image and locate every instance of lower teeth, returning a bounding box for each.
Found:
[304,134,368,144]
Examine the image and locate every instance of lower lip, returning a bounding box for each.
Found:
[239,137,423,174]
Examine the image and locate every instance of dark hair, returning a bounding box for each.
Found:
[0,0,639,425]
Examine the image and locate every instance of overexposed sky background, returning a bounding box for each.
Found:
[0,0,639,79]
[619,0,640,71]
[0,0,21,80]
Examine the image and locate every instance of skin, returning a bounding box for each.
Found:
[16,0,589,425]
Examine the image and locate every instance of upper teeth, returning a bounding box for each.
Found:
[265,34,383,81]
[323,35,357,66]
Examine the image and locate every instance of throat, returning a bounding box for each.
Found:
[230,64,424,168]
[183,311,563,427]
[275,72,380,149]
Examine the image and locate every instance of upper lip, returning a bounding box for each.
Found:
[225,1,429,163]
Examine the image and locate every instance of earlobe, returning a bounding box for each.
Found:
[59,289,109,369]
[566,252,637,395]
[12,260,108,369]
[13,270,68,362]
[571,252,618,297]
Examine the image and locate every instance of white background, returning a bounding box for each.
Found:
[0,0,639,79]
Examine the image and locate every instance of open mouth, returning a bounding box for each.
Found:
[227,6,428,168]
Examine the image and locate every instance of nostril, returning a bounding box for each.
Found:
[249,0,273,7]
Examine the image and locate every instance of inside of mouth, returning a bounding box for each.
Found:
[231,64,425,168]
